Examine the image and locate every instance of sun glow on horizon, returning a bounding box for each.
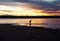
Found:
[0,4,59,16]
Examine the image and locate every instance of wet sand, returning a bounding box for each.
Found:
[0,24,60,41]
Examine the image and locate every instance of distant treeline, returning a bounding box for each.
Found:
[0,15,60,18]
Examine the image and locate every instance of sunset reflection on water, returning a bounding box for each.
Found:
[0,18,60,29]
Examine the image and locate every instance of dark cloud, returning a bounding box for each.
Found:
[8,0,60,15]
[13,0,23,1]
[0,0,60,14]
[0,0,13,2]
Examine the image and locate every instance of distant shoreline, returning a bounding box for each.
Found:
[0,16,60,18]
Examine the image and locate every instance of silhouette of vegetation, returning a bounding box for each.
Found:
[0,15,60,18]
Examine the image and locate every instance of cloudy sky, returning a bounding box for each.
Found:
[0,0,60,16]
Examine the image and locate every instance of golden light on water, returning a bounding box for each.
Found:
[0,19,47,26]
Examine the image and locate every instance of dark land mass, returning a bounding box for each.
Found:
[0,24,60,41]
[0,15,60,18]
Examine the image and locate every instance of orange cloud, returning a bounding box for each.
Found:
[0,4,51,16]
[0,2,60,16]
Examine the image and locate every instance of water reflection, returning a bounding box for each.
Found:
[0,18,60,28]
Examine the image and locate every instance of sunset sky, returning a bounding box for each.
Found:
[0,0,60,16]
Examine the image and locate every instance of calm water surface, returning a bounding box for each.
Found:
[0,18,60,29]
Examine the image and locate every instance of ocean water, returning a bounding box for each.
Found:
[0,18,60,29]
